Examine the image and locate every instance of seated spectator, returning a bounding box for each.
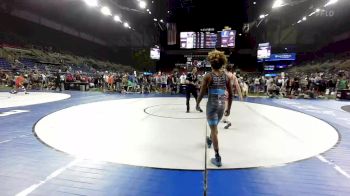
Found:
[65,73,75,82]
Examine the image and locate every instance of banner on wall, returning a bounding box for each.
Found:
[258,53,296,62]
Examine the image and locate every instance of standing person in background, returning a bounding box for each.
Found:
[179,72,187,94]
[54,70,62,92]
[94,73,99,90]
[122,73,128,93]
[108,73,114,91]
[337,75,349,90]
[10,73,28,94]
[103,71,109,92]
[155,72,161,93]
[41,72,47,90]
[167,74,172,93]
[254,77,260,93]
[115,73,122,92]
[196,50,234,167]
[172,72,180,94]
[160,73,167,93]
[259,76,266,93]
[60,71,65,91]
[292,77,300,96]
[222,65,243,129]
[238,76,248,97]
[180,72,187,85]
[0,71,8,86]
[327,76,337,95]
[186,67,203,113]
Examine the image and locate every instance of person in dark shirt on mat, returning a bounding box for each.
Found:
[186,67,203,113]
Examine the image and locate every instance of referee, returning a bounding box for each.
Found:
[186,67,203,113]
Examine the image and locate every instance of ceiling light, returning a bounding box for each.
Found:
[325,0,338,7]
[114,15,122,22]
[272,0,285,9]
[83,0,98,7]
[101,6,112,16]
[124,22,130,28]
[139,1,147,9]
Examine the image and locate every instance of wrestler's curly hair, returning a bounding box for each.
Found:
[208,50,227,70]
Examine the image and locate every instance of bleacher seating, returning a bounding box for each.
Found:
[37,64,46,71]
[19,58,36,69]
[0,58,11,70]
[1,39,133,73]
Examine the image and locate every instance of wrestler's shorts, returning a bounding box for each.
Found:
[206,97,225,126]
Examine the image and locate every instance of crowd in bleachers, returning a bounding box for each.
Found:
[0,39,136,92]
[0,66,192,94]
[1,62,349,100]
[1,40,349,98]
[240,71,349,99]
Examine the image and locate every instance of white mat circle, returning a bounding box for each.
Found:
[34,98,339,170]
[0,92,70,109]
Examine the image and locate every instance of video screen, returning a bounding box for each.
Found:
[182,32,218,49]
[150,48,160,60]
[257,43,271,59]
[205,32,218,48]
[194,32,203,48]
[220,30,236,48]
[180,30,235,49]
[180,32,195,49]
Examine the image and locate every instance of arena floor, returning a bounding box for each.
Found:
[1,91,350,196]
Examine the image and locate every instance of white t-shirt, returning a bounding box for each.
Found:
[103,74,109,83]
[266,78,273,89]
[161,75,167,84]
[180,74,186,84]
[41,74,46,82]
[254,78,260,85]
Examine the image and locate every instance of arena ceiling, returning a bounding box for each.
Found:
[2,0,350,49]
[167,0,247,31]
[5,0,249,44]
[4,0,166,47]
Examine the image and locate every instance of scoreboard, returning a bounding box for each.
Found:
[180,30,236,49]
